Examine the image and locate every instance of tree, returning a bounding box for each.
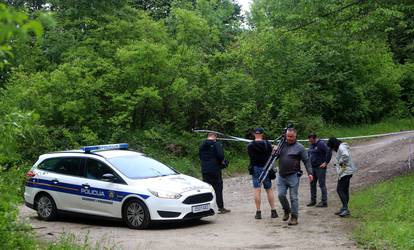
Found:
[0,3,42,69]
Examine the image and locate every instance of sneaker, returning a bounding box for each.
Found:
[306,201,316,207]
[271,209,278,218]
[315,201,328,208]
[218,208,231,214]
[339,209,350,217]
[283,210,290,221]
[255,210,262,219]
[288,215,298,226]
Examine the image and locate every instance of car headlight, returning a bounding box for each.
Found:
[148,189,182,199]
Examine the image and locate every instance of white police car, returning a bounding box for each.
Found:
[24,144,216,229]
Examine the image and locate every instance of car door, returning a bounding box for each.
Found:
[81,158,126,218]
[36,157,86,213]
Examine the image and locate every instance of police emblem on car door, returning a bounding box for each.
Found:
[81,158,125,217]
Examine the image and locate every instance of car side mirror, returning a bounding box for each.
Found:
[101,173,116,182]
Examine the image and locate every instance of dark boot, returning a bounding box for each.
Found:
[283,209,290,221]
[315,201,328,207]
[335,208,345,215]
[218,208,231,214]
[255,210,262,219]
[306,201,316,207]
[271,209,278,218]
[288,214,298,226]
[339,209,350,217]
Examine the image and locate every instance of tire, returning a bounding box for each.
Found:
[35,193,57,221]
[123,199,150,229]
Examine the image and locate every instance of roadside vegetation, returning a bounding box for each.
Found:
[318,119,414,138]
[352,173,414,250]
[0,166,114,249]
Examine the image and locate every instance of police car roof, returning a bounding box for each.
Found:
[40,149,143,160]
[94,150,142,158]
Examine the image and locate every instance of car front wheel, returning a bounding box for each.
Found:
[123,199,150,229]
[36,193,57,221]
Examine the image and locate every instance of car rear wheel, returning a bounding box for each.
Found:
[36,193,57,221]
[123,199,150,229]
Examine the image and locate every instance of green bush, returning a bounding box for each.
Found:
[0,166,38,250]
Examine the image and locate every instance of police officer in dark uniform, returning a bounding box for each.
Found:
[307,133,332,207]
[199,132,231,214]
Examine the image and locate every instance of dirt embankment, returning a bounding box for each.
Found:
[19,132,414,249]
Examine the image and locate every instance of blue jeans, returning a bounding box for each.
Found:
[277,173,300,216]
[252,166,272,189]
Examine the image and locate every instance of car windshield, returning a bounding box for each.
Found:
[107,155,178,179]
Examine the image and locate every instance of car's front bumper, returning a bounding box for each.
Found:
[146,190,217,221]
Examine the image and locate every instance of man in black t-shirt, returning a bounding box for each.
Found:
[247,128,278,219]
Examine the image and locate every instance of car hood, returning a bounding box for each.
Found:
[129,174,211,194]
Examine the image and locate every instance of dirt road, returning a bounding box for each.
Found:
[19,132,414,249]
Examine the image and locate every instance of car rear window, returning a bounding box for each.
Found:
[107,155,177,179]
[38,157,84,177]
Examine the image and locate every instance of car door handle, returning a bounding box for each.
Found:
[52,179,59,184]
[82,184,90,189]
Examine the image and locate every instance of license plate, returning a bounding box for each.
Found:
[192,203,210,213]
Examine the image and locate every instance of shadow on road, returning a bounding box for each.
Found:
[29,214,213,230]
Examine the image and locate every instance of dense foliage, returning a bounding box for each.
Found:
[0,1,413,248]
[0,0,413,166]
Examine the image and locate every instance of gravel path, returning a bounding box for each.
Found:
[19,132,414,249]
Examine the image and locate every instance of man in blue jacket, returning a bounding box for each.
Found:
[199,132,231,214]
[307,133,332,207]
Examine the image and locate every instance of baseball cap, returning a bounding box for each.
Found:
[254,128,264,134]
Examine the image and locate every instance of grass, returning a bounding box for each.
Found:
[44,232,116,250]
[317,118,414,139]
[351,173,414,250]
